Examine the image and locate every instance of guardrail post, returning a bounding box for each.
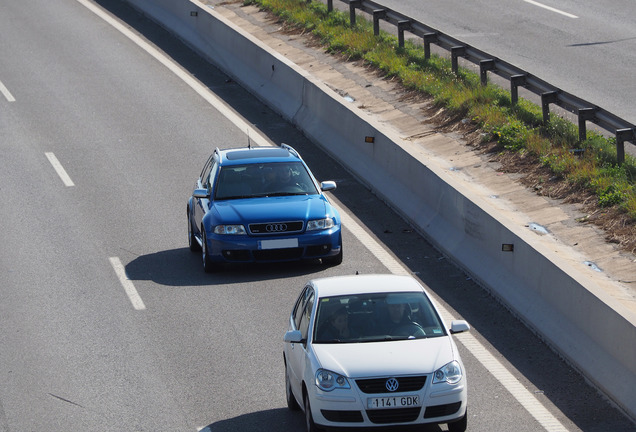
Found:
[398,20,411,48]
[615,128,635,165]
[577,108,596,142]
[348,0,361,26]
[510,74,527,105]
[373,10,386,36]
[541,91,559,125]
[480,59,496,86]
[423,33,438,60]
[451,46,465,74]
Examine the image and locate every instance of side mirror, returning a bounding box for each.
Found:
[193,188,210,199]
[321,181,337,192]
[284,330,303,343]
[450,320,470,334]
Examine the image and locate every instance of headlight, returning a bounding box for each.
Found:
[307,218,335,231]
[213,224,246,235]
[315,369,350,391]
[432,361,462,385]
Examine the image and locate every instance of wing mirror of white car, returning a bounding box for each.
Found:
[320,181,337,192]
[284,330,303,343]
[193,188,210,199]
[450,320,470,334]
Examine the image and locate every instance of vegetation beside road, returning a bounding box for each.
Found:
[244,0,636,249]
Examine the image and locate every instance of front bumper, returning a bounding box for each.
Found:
[205,226,341,263]
[309,377,467,428]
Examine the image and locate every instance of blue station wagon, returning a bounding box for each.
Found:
[187,145,343,272]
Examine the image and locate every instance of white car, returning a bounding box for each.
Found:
[283,274,470,431]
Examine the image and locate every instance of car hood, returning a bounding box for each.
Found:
[312,337,455,377]
[213,195,328,223]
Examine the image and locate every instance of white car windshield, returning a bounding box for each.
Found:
[313,292,446,343]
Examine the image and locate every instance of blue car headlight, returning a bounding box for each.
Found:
[432,361,463,385]
[307,218,335,231]
[214,224,246,235]
[315,369,350,391]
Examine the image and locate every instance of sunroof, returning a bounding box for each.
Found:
[225,148,290,160]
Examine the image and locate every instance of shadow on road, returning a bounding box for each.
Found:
[124,247,328,286]
[198,407,444,432]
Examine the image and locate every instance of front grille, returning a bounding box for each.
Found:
[423,402,462,418]
[356,376,427,394]
[248,221,304,235]
[366,407,421,424]
[320,410,363,423]
[253,247,303,261]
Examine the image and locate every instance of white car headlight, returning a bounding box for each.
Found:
[307,218,335,231]
[213,224,246,235]
[315,369,350,391]
[432,361,463,385]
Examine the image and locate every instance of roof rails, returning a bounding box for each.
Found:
[214,147,222,163]
[281,143,299,158]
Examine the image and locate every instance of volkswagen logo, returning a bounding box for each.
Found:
[385,378,399,392]
[266,223,287,232]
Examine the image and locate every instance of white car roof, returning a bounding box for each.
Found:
[310,274,426,298]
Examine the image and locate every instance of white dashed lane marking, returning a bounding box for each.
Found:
[109,257,146,311]
[45,152,75,187]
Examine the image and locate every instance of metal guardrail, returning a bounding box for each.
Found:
[321,0,636,163]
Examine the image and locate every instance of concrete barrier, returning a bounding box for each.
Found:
[123,0,636,420]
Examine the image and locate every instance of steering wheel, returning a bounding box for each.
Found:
[394,322,426,338]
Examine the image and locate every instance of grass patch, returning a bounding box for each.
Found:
[244,0,636,220]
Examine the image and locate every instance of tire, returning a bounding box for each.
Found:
[323,244,343,266]
[304,395,320,432]
[285,363,300,411]
[188,210,201,252]
[202,230,221,273]
[448,409,467,432]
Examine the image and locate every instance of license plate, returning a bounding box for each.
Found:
[259,238,298,250]
[367,395,421,409]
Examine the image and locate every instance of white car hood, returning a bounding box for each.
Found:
[312,338,455,377]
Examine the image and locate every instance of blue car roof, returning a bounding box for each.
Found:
[219,147,298,165]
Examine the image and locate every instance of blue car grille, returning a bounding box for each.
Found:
[248,221,304,235]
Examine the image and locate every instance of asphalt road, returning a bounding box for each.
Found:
[367,0,636,128]
[0,0,634,431]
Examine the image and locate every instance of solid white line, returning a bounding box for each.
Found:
[75,0,271,148]
[45,152,75,187]
[109,257,146,310]
[331,199,568,431]
[524,0,578,18]
[0,79,15,102]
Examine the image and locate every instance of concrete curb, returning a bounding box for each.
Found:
[124,0,636,420]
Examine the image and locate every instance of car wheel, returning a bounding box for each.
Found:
[285,363,300,411]
[447,409,467,432]
[323,245,343,266]
[202,230,221,273]
[304,395,320,432]
[188,210,201,252]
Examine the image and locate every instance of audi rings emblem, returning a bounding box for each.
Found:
[385,378,399,392]
[266,223,288,232]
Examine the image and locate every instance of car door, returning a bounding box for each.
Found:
[287,286,315,398]
[193,155,217,231]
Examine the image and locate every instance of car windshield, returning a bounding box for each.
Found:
[214,162,319,200]
[312,292,446,343]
